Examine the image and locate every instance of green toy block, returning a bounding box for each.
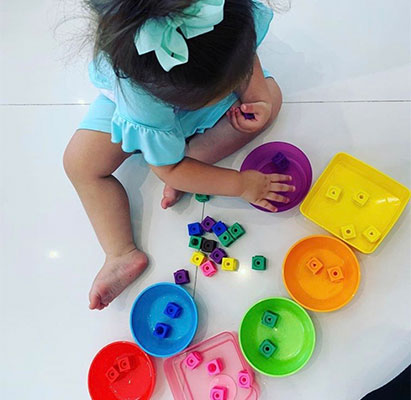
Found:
[259,339,276,358]
[218,231,234,247]
[261,311,278,328]
[189,236,203,250]
[195,194,210,203]
[228,223,245,240]
[252,256,266,270]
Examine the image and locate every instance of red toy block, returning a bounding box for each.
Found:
[117,356,131,372]
[106,366,120,383]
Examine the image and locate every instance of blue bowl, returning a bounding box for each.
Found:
[130,282,198,358]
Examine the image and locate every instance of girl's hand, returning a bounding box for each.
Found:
[227,102,272,134]
[239,170,295,212]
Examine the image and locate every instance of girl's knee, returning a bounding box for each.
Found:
[266,78,283,126]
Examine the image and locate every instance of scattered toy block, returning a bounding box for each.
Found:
[174,269,190,285]
[252,255,266,270]
[210,386,227,400]
[189,236,203,250]
[106,366,120,383]
[341,224,356,240]
[207,358,223,375]
[195,194,210,202]
[238,370,253,388]
[228,223,245,240]
[164,302,182,319]
[306,257,323,274]
[200,260,218,277]
[353,191,369,207]
[184,351,202,369]
[209,248,227,264]
[190,251,206,266]
[327,266,344,282]
[272,152,290,172]
[218,231,234,247]
[201,216,216,232]
[117,356,131,372]
[222,257,238,271]
[326,185,342,201]
[259,339,276,358]
[188,222,204,236]
[261,310,278,328]
[212,221,228,236]
[201,238,218,253]
[153,323,171,338]
[362,225,381,243]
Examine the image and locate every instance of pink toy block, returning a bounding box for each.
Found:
[238,370,253,388]
[106,366,120,383]
[184,351,202,369]
[200,260,217,277]
[117,356,131,372]
[210,386,227,400]
[207,358,223,375]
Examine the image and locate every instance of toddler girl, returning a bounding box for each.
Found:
[63,0,295,310]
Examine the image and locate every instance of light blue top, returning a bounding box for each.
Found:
[88,1,273,166]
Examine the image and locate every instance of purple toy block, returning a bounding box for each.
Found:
[164,302,182,319]
[184,351,202,369]
[209,248,227,264]
[212,221,227,236]
[272,152,290,172]
[210,386,227,400]
[242,112,255,120]
[174,269,190,285]
[153,323,171,338]
[188,222,204,236]
[201,216,216,232]
[238,370,253,388]
[200,260,218,277]
[207,358,223,376]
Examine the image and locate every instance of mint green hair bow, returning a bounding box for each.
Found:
[135,0,225,72]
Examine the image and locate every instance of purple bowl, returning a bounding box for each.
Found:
[240,142,312,212]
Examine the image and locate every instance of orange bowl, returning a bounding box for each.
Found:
[283,235,361,312]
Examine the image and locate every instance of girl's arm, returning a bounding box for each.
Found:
[240,56,272,104]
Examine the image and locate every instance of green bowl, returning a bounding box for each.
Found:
[239,297,316,377]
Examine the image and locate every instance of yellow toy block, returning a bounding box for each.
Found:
[362,225,381,243]
[341,224,356,240]
[221,257,238,271]
[190,251,206,266]
[306,257,324,274]
[326,185,342,201]
[353,191,369,207]
[327,266,344,282]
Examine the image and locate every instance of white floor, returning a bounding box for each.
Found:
[1,1,410,399]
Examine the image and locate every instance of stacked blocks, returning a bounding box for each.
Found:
[189,236,203,250]
[218,231,234,247]
[188,222,204,236]
[228,223,245,240]
[201,216,216,232]
[326,185,342,201]
[261,310,278,328]
[327,266,344,282]
[164,302,182,319]
[174,269,190,285]
[212,221,228,236]
[184,351,202,369]
[259,339,276,358]
[272,152,290,172]
[363,225,381,243]
[238,370,253,388]
[117,356,131,372]
[195,194,210,203]
[353,191,369,207]
[201,238,218,253]
[306,257,323,274]
[106,366,120,383]
[210,387,227,400]
[252,255,266,270]
[207,358,223,375]
[200,260,218,277]
[341,224,356,240]
[190,251,206,266]
[209,248,227,264]
[153,323,171,338]
[222,257,238,271]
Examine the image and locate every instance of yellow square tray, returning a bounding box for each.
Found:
[300,153,410,253]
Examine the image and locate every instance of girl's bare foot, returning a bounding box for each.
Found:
[161,184,184,209]
[89,248,148,310]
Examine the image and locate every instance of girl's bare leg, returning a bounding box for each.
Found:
[63,130,148,310]
[161,77,282,208]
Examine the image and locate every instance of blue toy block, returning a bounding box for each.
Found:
[153,323,171,338]
[188,222,204,236]
[212,221,228,236]
[164,302,182,319]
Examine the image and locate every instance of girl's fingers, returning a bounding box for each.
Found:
[269,173,293,182]
[266,192,290,203]
[270,182,296,192]
[255,199,278,212]
[229,109,242,131]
